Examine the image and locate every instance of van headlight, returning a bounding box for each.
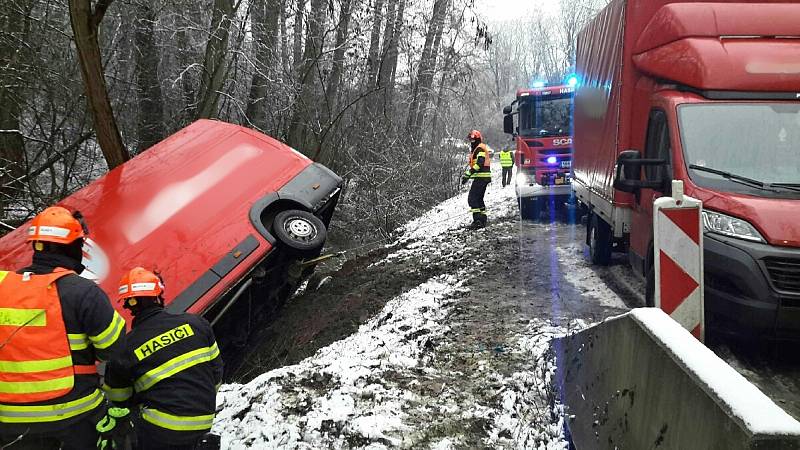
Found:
[701,210,764,243]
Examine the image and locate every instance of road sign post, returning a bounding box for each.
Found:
[653,180,704,341]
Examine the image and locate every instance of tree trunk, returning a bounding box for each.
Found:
[292,0,305,74]
[287,0,326,152]
[246,0,280,130]
[364,0,384,88]
[197,0,235,119]
[134,0,165,152]
[280,0,289,72]
[0,0,32,217]
[376,0,405,113]
[406,0,448,138]
[69,0,129,169]
[324,0,353,117]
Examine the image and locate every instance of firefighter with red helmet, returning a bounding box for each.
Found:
[103,267,223,450]
[461,130,492,229]
[0,206,127,449]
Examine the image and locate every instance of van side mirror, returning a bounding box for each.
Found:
[503,115,514,135]
[613,150,667,193]
[502,105,513,115]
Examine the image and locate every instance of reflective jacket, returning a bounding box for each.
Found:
[0,252,126,435]
[499,150,514,168]
[466,143,492,179]
[104,307,223,445]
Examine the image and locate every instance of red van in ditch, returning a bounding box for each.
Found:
[0,120,341,350]
[573,0,800,337]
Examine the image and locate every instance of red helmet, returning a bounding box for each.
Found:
[118,267,164,303]
[27,206,86,245]
[467,130,482,142]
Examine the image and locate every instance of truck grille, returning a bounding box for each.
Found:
[763,257,800,294]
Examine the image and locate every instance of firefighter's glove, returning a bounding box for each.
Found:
[461,175,469,185]
[96,407,137,450]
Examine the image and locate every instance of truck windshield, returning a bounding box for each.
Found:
[679,103,800,189]
[518,94,573,137]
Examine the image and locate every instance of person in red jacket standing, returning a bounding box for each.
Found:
[461,130,492,229]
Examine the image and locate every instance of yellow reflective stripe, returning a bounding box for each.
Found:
[0,356,72,374]
[89,312,125,350]
[0,271,8,284]
[0,389,103,423]
[134,343,220,393]
[0,308,46,327]
[134,323,194,361]
[102,384,133,403]
[472,172,492,178]
[141,407,214,431]
[68,333,89,351]
[0,375,72,395]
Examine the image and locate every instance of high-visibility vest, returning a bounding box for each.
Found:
[467,144,492,179]
[499,150,513,168]
[0,269,93,403]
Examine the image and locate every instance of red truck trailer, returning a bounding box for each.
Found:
[503,82,576,219]
[0,120,341,358]
[573,0,800,337]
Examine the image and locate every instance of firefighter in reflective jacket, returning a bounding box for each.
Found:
[0,206,126,449]
[499,148,514,187]
[103,267,223,450]
[461,129,492,229]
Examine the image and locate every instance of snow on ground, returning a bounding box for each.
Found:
[400,168,517,242]
[214,166,582,448]
[555,243,629,309]
[214,275,467,448]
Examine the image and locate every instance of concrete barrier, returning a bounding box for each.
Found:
[556,309,800,450]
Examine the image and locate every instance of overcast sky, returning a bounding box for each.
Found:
[476,0,559,23]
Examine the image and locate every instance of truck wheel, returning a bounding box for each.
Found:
[589,214,612,266]
[272,210,327,257]
[645,265,655,307]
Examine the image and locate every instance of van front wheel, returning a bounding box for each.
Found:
[272,210,327,257]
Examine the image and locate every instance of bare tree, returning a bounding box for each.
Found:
[324,0,354,116]
[246,0,280,130]
[407,0,450,138]
[69,0,129,169]
[197,0,235,119]
[134,0,166,152]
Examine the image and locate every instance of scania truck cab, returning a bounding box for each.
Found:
[503,82,576,219]
[573,0,800,338]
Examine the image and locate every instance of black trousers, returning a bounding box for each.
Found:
[467,178,490,223]
[0,412,100,450]
[501,167,513,186]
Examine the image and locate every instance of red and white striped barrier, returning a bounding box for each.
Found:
[654,180,704,341]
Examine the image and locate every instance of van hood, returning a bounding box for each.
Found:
[690,187,800,248]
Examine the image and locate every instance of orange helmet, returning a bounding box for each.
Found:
[467,130,482,142]
[118,267,164,302]
[27,206,86,245]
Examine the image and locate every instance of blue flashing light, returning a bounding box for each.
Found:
[530,80,546,88]
[566,74,579,87]
[547,156,558,165]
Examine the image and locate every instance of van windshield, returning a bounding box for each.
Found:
[678,103,800,192]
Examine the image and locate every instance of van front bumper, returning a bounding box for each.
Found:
[704,233,800,339]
